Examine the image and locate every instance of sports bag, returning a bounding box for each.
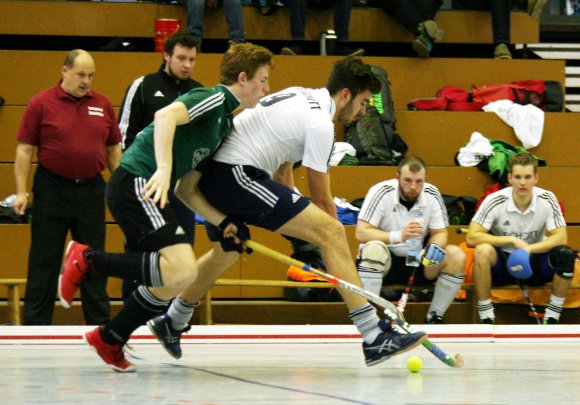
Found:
[408,80,563,112]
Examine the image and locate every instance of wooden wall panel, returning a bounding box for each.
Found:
[0,51,564,111]
[2,224,579,300]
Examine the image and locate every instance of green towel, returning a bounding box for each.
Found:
[485,140,547,183]
[338,155,360,166]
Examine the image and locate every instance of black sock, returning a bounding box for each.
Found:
[102,286,170,344]
[87,250,163,287]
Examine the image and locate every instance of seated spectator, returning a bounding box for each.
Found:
[178,0,245,49]
[466,152,575,324]
[281,0,364,56]
[356,156,467,324]
[378,0,444,58]
[453,0,512,59]
[528,0,548,20]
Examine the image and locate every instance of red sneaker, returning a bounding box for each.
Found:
[83,327,136,373]
[58,241,92,308]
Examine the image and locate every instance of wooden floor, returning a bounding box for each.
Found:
[1,325,579,405]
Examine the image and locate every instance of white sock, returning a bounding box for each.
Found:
[477,299,495,321]
[349,303,382,344]
[427,273,465,319]
[544,294,565,321]
[167,296,197,330]
[359,275,383,297]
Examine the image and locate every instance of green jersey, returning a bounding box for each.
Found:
[120,84,240,186]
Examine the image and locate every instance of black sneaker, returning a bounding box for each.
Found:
[425,311,444,324]
[147,314,191,359]
[363,320,427,367]
[481,318,496,325]
[412,20,444,58]
[543,317,559,325]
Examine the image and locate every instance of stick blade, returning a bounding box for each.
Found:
[453,354,465,368]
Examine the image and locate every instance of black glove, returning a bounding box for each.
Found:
[218,216,252,254]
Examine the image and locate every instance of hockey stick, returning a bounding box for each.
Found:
[397,265,419,313]
[516,279,542,325]
[244,239,464,368]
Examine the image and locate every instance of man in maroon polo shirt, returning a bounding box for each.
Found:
[13,49,122,325]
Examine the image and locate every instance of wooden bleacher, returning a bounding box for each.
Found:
[0,51,565,108]
[0,1,539,44]
[1,2,579,325]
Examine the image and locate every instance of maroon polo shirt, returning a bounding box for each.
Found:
[17,83,121,179]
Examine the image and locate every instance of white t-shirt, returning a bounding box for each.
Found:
[358,179,448,257]
[214,87,336,176]
[472,186,566,252]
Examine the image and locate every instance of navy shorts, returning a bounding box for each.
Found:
[199,160,310,241]
[492,248,554,286]
[106,167,191,252]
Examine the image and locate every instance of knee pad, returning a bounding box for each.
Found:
[548,245,576,280]
[358,241,392,277]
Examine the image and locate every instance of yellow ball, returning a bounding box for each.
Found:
[407,356,423,373]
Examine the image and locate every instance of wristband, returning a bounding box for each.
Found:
[389,230,402,244]
[218,216,233,231]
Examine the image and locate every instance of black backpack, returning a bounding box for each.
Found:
[442,195,477,226]
[345,65,407,165]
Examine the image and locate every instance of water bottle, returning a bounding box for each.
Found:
[0,193,29,208]
[405,211,424,267]
[320,29,337,56]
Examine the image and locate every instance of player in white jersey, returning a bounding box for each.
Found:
[467,152,575,324]
[148,57,427,367]
[213,86,335,177]
[356,156,466,324]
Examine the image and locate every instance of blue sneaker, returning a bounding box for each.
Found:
[363,320,427,367]
[147,314,191,359]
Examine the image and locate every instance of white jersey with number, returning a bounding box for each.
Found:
[358,179,448,257]
[213,87,336,176]
[472,186,565,252]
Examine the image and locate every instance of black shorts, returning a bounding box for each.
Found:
[382,255,435,286]
[106,167,190,252]
[199,161,310,241]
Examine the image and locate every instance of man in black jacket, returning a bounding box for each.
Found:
[119,32,203,150]
[118,32,203,300]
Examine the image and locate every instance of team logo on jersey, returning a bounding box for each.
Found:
[154,90,165,97]
[292,194,300,204]
[175,226,185,235]
[191,148,210,168]
[87,106,104,117]
[503,220,511,226]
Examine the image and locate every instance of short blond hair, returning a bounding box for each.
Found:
[508,152,538,174]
